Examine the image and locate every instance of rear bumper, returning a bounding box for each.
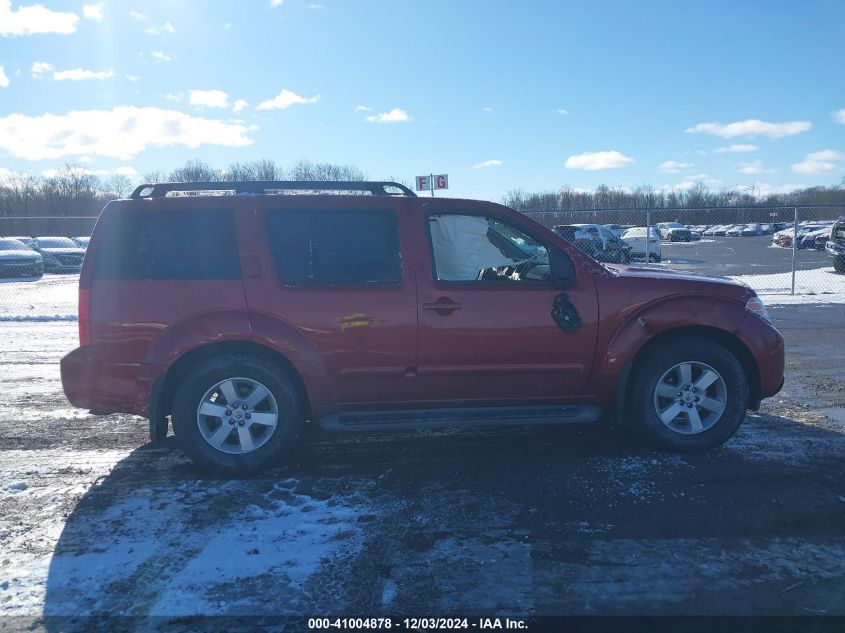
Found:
[61,346,149,416]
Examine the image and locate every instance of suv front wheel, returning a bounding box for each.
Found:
[171,354,304,474]
[630,338,748,451]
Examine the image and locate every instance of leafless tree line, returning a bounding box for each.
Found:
[0,159,368,218]
[2,159,844,222]
[504,181,845,213]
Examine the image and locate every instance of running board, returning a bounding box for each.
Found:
[318,405,602,433]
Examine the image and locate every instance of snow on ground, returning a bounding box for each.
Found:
[0,275,78,321]
[0,448,375,616]
[730,266,845,305]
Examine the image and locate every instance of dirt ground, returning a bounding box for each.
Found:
[1,304,844,628]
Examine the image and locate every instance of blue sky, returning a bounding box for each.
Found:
[0,0,844,200]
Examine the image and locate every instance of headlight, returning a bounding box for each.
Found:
[746,296,772,323]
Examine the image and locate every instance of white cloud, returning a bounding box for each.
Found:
[354,105,373,112]
[53,68,114,81]
[270,0,284,6]
[256,89,321,110]
[305,3,325,8]
[663,176,723,191]
[0,0,79,36]
[130,10,147,21]
[30,61,52,77]
[0,106,253,160]
[658,160,693,173]
[738,160,775,175]
[163,21,175,33]
[0,66,8,88]
[31,62,113,81]
[114,166,139,177]
[565,150,634,171]
[364,107,411,123]
[685,118,811,139]
[151,51,173,63]
[472,159,503,169]
[754,183,806,196]
[125,74,141,83]
[41,165,139,180]
[834,109,845,125]
[224,22,232,29]
[713,144,758,153]
[556,108,568,115]
[232,99,248,113]
[482,106,493,112]
[82,3,103,21]
[189,89,229,109]
[791,150,845,175]
[160,92,182,102]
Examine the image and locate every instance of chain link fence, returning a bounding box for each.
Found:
[1,205,844,325]
[0,217,96,323]
[526,205,845,301]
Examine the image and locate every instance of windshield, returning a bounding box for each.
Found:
[37,237,77,248]
[487,219,547,262]
[0,238,30,251]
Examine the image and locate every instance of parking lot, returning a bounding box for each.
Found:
[1,244,844,623]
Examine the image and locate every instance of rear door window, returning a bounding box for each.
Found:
[92,208,241,280]
[265,208,402,285]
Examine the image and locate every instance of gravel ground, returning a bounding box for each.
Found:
[1,305,844,628]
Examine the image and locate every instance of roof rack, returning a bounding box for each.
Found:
[129,180,417,199]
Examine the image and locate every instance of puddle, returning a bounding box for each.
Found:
[819,408,845,425]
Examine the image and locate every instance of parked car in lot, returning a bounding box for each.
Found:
[60,180,785,474]
[800,226,833,250]
[0,237,44,279]
[727,223,763,238]
[34,236,86,272]
[5,235,37,249]
[772,228,794,247]
[772,224,831,248]
[621,226,662,261]
[73,236,90,249]
[826,218,845,273]
[553,223,631,263]
[655,222,691,242]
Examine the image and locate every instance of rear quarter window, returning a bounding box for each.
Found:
[92,208,241,280]
[265,208,402,286]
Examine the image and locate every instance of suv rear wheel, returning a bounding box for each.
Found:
[171,354,304,475]
[630,338,748,451]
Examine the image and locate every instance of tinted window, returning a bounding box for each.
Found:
[92,208,241,280]
[265,209,401,285]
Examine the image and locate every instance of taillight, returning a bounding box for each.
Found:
[79,288,90,346]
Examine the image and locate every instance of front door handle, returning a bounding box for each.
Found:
[423,297,462,315]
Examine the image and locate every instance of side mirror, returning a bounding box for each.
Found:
[550,247,576,288]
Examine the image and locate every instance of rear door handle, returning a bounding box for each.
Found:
[423,298,462,315]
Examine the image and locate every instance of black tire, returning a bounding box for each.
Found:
[835,256,845,274]
[171,354,305,475]
[629,337,748,452]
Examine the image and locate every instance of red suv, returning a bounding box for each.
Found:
[61,181,784,474]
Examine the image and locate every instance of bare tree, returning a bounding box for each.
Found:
[167,159,221,182]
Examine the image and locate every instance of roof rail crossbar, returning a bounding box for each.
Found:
[129,180,417,199]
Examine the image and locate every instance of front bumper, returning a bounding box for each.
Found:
[739,313,786,408]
